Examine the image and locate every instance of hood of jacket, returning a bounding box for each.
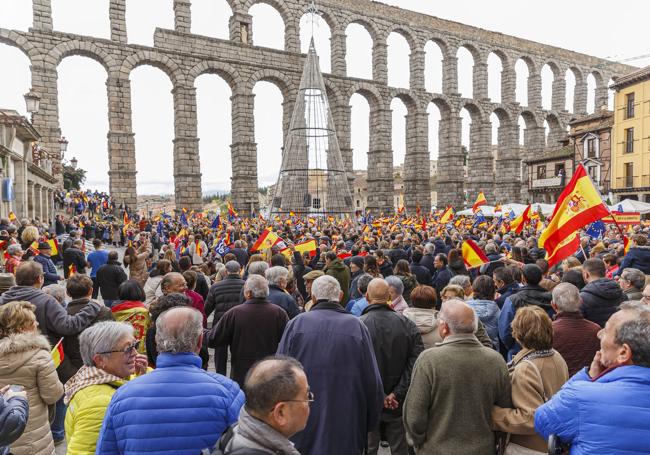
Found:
[325,258,346,273]
[582,278,626,300]
[0,332,51,377]
[510,284,552,310]
[0,285,45,305]
[402,307,438,334]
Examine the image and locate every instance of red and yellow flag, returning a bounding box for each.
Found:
[472,192,487,213]
[623,236,631,255]
[68,264,76,277]
[251,228,280,252]
[294,239,318,257]
[8,211,16,222]
[539,164,609,255]
[510,204,531,234]
[461,239,489,268]
[546,231,580,268]
[439,206,454,224]
[51,338,64,368]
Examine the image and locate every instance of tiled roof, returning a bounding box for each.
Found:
[610,65,650,90]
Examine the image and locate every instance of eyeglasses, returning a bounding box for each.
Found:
[98,340,140,356]
[270,391,315,412]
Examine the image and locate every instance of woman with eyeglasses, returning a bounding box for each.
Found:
[64,321,148,455]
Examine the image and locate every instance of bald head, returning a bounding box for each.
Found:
[439,298,478,335]
[366,278,390,304]
[155,306,203,354]
[160,272,187,295]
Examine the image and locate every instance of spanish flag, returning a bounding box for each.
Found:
[68,264,76,277]
[510,204,531,234]
[623,236,631,255]
[546,231,580,268]
[439,206,454,224]
[123,211,129,226]
[227,201,238,219]
[195,240,202,257]
[462,239,489,268]
[251,228,280,251]
[294,239,317,257]
[8,211,16,222]
[51,338,64,368]
[494,204,502,213]
[472,192,487,213]
[538,164,609,255]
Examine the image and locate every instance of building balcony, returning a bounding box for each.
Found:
[616,176,638,189]
[530,176,562,190]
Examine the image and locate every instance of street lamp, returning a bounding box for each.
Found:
[70,157,78,169]
[58,136,68,157]
[23,89,40,121]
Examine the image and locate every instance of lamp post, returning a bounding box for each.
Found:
[58,136,68,159]
[23,90,40,122]
[70,157,78,169]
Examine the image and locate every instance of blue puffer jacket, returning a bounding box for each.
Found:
[0,394,29,455]
[615,245,650,275]
[534,365,650,454]
[95,352,244,455]
[33,254,59,287]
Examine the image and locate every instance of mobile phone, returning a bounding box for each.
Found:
[9,385,24,392]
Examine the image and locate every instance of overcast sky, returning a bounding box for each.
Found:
[0,0,648,195]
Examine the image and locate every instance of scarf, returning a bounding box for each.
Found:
[236,408,301,455]
[64,365,124,405]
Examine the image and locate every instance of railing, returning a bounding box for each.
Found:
[616,176,638,188]
[530,176,562,189]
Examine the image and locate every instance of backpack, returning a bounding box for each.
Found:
[202,425,269,455]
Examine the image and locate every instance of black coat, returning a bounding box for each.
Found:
[388,248,409,265]
[96,261,128,300]
[432,266,454,297]
[419,254,436,275]
[267,284,300,319]
[496,282,519,309]
[230,248,249,267]
[379,260,393,278]
[62,247,86,278]
[580,278,627,327]
[409,263,432,286]
[194,272,210,301]
[360,304,423,416]
[204,275,246,326]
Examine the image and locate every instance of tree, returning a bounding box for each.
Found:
[63,164,86,190]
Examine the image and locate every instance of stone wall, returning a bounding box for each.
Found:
[0,0,634,212]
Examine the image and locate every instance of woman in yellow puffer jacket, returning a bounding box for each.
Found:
[64,321,148,455]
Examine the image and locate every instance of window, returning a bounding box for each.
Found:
[555,163,565,176]
[312,197,321,209]
[585,137,598,159]
[625,162,634,187]
[626,128,635,153]
[626,92,635,119]
[537,166,546,179]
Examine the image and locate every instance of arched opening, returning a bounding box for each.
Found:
[52,0,110,38]
[195,74,232,195]
[424,41,443,94]
[191,0,232,39]
[130,66,174,195]
[515,58,529,106]
[543,119,550,147]
[541,64,554,111]
[391,98,407,166]
[487,52,503,103]
[58,56,109,191]
[586,73,597,114]
[0,44,31,115]
[518,115,527,147]
[545,114,563,148]
[428,103,441,160]
[608,78,615,111]
[253,81,283,187]
[565,68,577,113]
[457,46,474,98]
[490,112,500,146]
[345,23,373,79]
[0,1,31,30]
[126,0,174,46]
[249,3,285,50]
[299,12,332,73]
[350,93,369,171]
[387,32,410,89]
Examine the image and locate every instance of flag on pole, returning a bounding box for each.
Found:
[510,204,531,234]
[462,239,490,268]
[439,206,454,224]
[123,211,129,226]
[294,239,318,257]
[538,164,610,255]
[227,201,238,220]
[210,214,221,230]
[51,338,64,368]
[251,229,280,252]
[546,231,580,268]
[472,192,487,213]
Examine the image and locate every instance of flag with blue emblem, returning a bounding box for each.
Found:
[585,220,606,239]
[211,214,221,230]
[215,238,230,256]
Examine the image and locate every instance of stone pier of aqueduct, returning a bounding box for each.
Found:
[0,0,633,213]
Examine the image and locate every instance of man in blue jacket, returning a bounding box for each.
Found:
[33,242,61,287]
[277,275,384,455]
[615,233,650,275]
[535,302,650,453]
[96,306,245,455]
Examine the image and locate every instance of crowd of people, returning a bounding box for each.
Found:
[0,207,650,455]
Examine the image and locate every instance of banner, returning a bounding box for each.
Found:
[602,211,641,225]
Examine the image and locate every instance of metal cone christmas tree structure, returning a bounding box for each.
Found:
[270,38,352,216]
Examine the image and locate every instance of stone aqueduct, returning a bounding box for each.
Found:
[0,0,634,213]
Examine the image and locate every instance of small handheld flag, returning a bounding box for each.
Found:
[472,192,487,213]
[51,338,64,368]
[462,239,490,268]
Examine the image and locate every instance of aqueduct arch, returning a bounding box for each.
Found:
[2,0,634,212]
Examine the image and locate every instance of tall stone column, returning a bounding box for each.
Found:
[172,85,202,211]
[595,83,609,111]
[367,107,393,213]
[520,124,545,201]
[330,103,353,190]
[229,12,253,44]
[330,31,347,77]
[30,64,62,185]
[109,0,127,43]
[436,115,464,208]
[173,0,191,34]
[107,77,137,210]
[372,42,388,85]
[469,120,495,202]
[32,0,53,31]
[528,72,542,109]
[27,181,34,220]
[35,185,42,220]
[573,75,588,115]
[284,19,300,53]
[473,61,489,100]
[410,49,425,91]
[14,162,27,218]
[230,92,259,214]
[403,110,429,213]
[552,75,566,111]
[495,123,522,201]
[442,55,458,95]
[501,64,516,104]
